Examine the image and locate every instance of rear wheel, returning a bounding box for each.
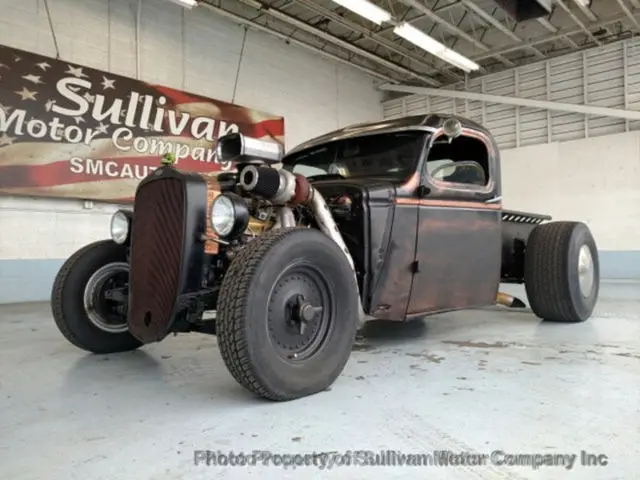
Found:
[51,240,142,353]
[524,221,599,322]
[216,227,360,401]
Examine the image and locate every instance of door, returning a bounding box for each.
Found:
[405,130,502,316]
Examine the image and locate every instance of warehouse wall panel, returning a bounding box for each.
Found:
[382,37,640,149]
[0,0,383,303]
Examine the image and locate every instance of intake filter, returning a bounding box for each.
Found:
[491,0,552,21]
[216,133,283,165]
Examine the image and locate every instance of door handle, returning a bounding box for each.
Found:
[416,185,431,198]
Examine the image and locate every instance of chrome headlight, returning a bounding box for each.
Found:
[210,193,250,239]
[110,210,131,245]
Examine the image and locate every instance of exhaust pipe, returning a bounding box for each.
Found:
[216,133,283,165]
[496,292,526,308]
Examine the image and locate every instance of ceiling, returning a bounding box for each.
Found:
[200,0,640,87]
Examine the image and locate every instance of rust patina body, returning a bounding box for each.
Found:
[51,113,598,402]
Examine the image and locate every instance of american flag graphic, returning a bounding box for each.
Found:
[0,44,285,203]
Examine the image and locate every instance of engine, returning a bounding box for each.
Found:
[209,133,355,272]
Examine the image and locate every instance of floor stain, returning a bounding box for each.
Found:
[442,340,510,349]
[456,376,468,380]
[477,359,488,370]
[352,343,374,352]
[409,364,426,371]
[406,352,445,363]
[355,375,366,380]
[291,437,302,442]
[455,387,474,391]
[521,361,541,366]
[614,352,640,360]
[544,356,561,360]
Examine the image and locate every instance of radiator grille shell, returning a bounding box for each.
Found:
[128,177,185,342]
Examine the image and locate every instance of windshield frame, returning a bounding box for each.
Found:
[281,129,431,184]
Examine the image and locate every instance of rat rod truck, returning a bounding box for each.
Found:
[51,114,600,401]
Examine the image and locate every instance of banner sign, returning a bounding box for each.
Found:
[0,44,285,203]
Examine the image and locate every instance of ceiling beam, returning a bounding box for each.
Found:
[459,0,545,59]
[569,0,598,22]
[233,0,441,86]
[378,83,640,121]
[396,0,515,68]
[289,0,443,77]
[469,11,635,61]
[555,0,602,45]
[615,0,640,30]
[199,3,397,83]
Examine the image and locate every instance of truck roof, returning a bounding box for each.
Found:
[286,113,493,157]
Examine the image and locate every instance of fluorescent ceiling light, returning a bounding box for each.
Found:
[166,0,198,8]
[393,22,480,72]
[331,0,392,25]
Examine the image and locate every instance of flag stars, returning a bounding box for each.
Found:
[101,76,116,90]
[0,102,11,114]
[15,87,38,101]
[74,116,85,125]
[66,65,88,78]
[83,92,95,103]
[45,99,56,111]
[13,55,21,62]
[95,123,109,135]
[22,74,44,84]
[36,61,51,71]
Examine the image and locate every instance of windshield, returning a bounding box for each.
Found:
[282,131,429,182]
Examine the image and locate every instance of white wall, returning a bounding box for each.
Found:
[500,131,640,278]
[0,0,383,303]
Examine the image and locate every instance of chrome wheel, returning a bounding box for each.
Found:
[83,262,129,333]
[578,244,595,298]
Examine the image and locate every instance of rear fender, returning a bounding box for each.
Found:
[500,209,551,283]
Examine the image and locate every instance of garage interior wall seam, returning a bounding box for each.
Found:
[0,0,383,304]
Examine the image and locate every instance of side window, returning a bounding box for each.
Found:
[424,134,490,188]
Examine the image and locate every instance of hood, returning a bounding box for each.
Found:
[309,175,400,189]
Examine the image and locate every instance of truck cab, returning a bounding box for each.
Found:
[282,114,507,321]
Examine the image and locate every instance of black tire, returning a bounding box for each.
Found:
[217,227,360,401]
[51,240,142,353]
[524,221,600,322]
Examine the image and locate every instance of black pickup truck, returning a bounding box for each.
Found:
[51,114,600,401]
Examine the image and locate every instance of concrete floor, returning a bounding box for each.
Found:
[0,282,638,480]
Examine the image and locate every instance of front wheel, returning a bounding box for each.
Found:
[51,240,142,353]
[216,228,361,401]
[524,221,600,322]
